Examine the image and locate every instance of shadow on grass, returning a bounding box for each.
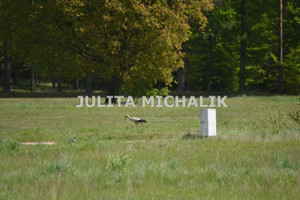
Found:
[1,84,295,98]
[171,90,288,97]
[0,91,108,98]
[182,132,204,140]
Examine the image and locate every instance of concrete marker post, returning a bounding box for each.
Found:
[200,109,216,137]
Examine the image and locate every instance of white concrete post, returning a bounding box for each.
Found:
[200,109,216,137]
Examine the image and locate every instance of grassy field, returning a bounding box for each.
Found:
[0,96,299,199]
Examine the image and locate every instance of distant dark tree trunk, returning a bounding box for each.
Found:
[177,67,185,92]
[30,60,35,92]
[239,0,246,92]
[207,11,214,93]
[3,44,11,93]
[52,67,56,88]
[57,78,62,92]
[106,76,122,103]
[85,73,93,93]
[12,64,18,86]
[73,79,79,90]
[30,0,35,92]
[55,64,63,92]
[278,0,283,93]
[1,70,3,84]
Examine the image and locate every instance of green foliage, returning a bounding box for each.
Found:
[65,136,77,143]
[160,160,178,171]
[46,160,73,174]
[249,110,298,136]
[47,161,64,173]
[274,153,298,170]
[245,0,300,93]
[0,137,18,152]
[0,0,214,94]
[105,153,131,172]
[183,0,239,92]
[288,110,300,124]
[282,46,300,94]
[183,0,300,94]
[146,87,170,97]
[0,0,299,94]
[181,130,202,140]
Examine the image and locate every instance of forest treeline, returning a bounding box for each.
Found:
[0,0,299,95]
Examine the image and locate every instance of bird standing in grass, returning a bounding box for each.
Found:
[124,114,147,126]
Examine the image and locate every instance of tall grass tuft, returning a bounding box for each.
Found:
[45,160,73,174]
[65,136,77,143]
[0,137,18,152]
[249,111,297,135]
[48,161,64,173]
[288,110,300,124]
[105,153,131,172]
[274,153,299,170]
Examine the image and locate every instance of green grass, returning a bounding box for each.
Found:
[0,96,299,199]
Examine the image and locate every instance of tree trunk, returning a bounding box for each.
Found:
[278,0,283,93]
[106,76,122,103]
[73,79,79,90]
[3,46,11,93]
[85,73,93,93]
[30,0,35,93]
[57,78,62,92]
[177,67,185,92]
[239,0,246,93]
[12,63,18,86]
[55,64,63,92]
[1,69,3,84]
[52,67,56,88]
[207,11,214,93]
[30,60,35,92]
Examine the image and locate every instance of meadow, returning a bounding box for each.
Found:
[0,95,299,199]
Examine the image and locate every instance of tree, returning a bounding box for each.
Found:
[3,41,10,92]
[281,0,300,94]
[238,0,246,92]
[177,67,185,92]
[278,0,283,93]
[3,0,298,95]
[244,0,299,94]
[72,0,213,95]
[0,1,14,92]
[183,0,239,92]
[1,0,213,94]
